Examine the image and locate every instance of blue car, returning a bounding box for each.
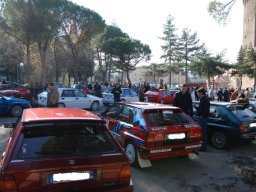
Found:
[0,96,30,117]
[193,102,256,149]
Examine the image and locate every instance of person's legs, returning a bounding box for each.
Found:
[199,118,208,151]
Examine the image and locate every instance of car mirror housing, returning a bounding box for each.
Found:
[3,123,15,129]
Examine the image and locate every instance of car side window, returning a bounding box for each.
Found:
[122,89,131,96]
[130,89,137,97]
[61,90,75,97]
[74,90,85,97]
[120,106,134,124]
[105,104,123,119]
[209,106,219,118]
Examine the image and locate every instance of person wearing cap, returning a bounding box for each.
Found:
[173,84,193,117]
[193,87,210,151]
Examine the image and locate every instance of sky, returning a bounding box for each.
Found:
[72,0,244,64]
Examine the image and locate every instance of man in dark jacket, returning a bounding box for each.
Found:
[111,84,122,102]
[194,87,210,151]
[173,84,193,117]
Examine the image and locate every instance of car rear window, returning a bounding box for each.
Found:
[144,109,193,126]
[228,105,256,121]
[17,124,118,159]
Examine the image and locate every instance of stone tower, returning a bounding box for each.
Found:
[243,0,256,48]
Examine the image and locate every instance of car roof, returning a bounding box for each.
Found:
[22,108,101,122]
[124,102,180,110]
[194,101,242,106]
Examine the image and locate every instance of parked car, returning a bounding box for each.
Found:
[0,96,30,117]
[0,108,133,192]
[0,82,31,99]
[102,88,139,105]
[193,101,256,149]
[144,89,177,104]
[100,102,202,167]
[37,88,103,111]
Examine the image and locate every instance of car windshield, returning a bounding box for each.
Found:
[144,109,192,126]
[161,90,170,96]
[228,105,256,121]
[17,124,117,159]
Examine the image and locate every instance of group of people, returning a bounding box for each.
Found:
[173,84,210,152]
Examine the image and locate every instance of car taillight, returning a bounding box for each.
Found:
[0,175,17,191]
[239,124,245,132]
[118,164,131,185]
[188,129,202,138]
[146,133,165,146]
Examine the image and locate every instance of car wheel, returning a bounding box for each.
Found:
[91,101,100,111]
[125,142,139,167]
[57,103,65,108]
[11,105,23,117]
[160,99,164,104]
[211,131,228,149]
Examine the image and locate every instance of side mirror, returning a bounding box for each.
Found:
[3,123,15,129]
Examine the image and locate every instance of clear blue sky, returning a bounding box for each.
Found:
[72,0,243,64]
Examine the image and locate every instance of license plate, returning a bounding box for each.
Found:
[48,171,93,184]
[250,123,256,127]
[167,133,186,140]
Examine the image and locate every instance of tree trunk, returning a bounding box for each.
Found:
[126,71,131,85]
[26,43,31,83]
[38,41,48,85]
[169,71,172,85]
[240,75,242,89]
[212,76,215,89]
[71,51,79,83]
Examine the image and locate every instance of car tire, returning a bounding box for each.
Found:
[57,103,65,108]
[91,101,100,111]
[125,142,139,167]
[10,105,23,117]
[211,131,228,149]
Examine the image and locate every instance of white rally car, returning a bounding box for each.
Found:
[37,88,103,111]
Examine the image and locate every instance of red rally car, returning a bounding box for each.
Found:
[100,102,202,167]
[144,89,177,104]
[0,108,133,192]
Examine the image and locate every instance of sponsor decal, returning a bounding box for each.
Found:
[150,148,172,154]
[152,127,167,131]
[185,144,202,149]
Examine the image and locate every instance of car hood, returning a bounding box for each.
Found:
[5,96,29,103]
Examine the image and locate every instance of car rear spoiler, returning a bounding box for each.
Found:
[23,119,106,128]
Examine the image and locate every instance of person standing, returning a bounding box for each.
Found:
[244,88,250,99]
[223,88,230,102]
[230,89,239,101]
[94,81,102,97]
[111,84,122,102]
[217,88,223,101]
[208,87,214,101]
[193,87,210,151]
[47,83,59,107]
[173,84,193,117]
[138,86,145,102]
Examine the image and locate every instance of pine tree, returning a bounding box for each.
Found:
[160,15,180,84]
[178,28,203,84]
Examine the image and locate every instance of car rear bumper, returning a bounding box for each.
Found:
[241,132,256,139]
[138,143,202,160]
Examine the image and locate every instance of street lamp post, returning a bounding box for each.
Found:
[20,63,24,84]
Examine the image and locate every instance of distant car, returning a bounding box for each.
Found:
[0,96,30,117]
[100,102,202,167]
[1,108,133,192]
[0,82,31,99]
[102,88,139,105]
[193,101,256,149]
[145,89,177,104]
[37,88,103,111]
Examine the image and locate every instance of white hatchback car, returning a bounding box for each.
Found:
[102,88,139,105]
[37,88,103,111]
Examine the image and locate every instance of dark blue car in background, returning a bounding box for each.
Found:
[193,102,256,149]
[0,96,30,117]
